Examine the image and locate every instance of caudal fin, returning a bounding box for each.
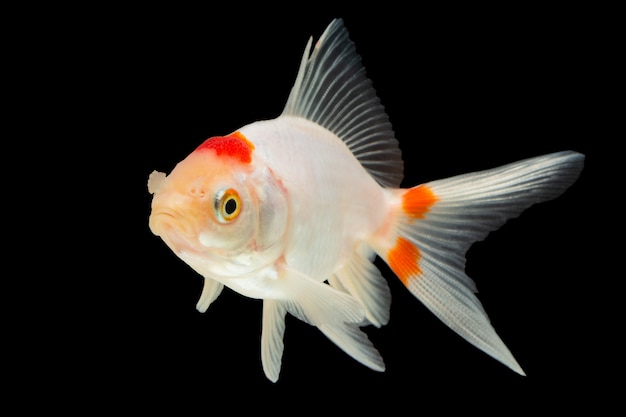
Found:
[372,150,585,375]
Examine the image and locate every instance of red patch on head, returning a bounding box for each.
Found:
[195,131,255,164]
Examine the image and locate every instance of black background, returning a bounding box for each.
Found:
[21,4,618,413]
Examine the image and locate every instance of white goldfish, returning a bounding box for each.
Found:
[147,18,584,382]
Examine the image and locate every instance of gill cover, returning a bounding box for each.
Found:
[251,166,288,255]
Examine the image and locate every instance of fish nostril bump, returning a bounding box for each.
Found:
[189,185,206,197]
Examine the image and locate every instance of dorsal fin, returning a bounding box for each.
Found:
[281,19,404,188]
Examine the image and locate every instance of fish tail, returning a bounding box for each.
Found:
[371,150,585,375]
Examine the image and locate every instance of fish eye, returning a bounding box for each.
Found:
[214,188,241,223]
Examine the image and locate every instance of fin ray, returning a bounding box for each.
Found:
[282,18,403,187]
[278,264,365,327]
[261,299,287,383]
[408,273,524,374]
[373,150,585,375]
[195,277,224,313]
[319,322,385,372]
[330,243,391,327]
[276,265,386,372]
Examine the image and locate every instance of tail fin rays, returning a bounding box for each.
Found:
[373,151,585,375]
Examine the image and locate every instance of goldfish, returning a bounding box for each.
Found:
[147,18,584,382]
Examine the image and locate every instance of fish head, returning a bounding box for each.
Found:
[148,135,288,279]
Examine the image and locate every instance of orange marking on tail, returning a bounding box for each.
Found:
[387,237,422,286]
[402,185,438,220]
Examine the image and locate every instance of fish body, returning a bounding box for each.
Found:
[239,117,387,278]
[148,19,584,382]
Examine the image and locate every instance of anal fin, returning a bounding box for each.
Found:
[329,243,391,327]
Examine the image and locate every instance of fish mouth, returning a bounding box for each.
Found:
[149,210,176,236]
[149,210,200,255]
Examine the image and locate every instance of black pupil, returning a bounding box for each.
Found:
[224,198,237,215]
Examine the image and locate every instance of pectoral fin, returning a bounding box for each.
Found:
[261,299,287,383]
[196,277,224,313]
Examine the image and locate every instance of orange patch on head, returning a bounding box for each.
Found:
[195,131,255,164]
[387,237,422,286]
[402,185,438,220]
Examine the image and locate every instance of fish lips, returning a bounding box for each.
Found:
[149,210,200,255]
